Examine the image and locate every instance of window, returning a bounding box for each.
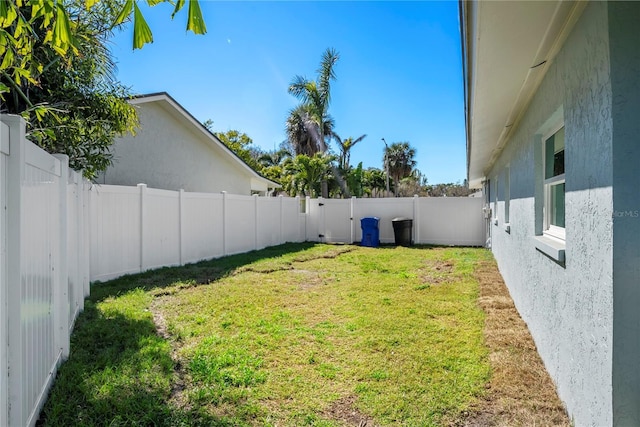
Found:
[504,166,510,224]
[543,125,565,240]
[493,176,499,224]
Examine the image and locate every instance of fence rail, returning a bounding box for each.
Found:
[1,114,485,426]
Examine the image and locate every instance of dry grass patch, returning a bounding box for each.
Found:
[457,260,571,427]
[323,395,378,427]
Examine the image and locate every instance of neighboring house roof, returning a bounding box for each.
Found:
[460,1,586,188]
[128,92,280,191]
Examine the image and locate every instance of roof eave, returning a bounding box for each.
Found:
[461,1,586,188]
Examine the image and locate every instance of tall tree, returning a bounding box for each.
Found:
[344,162,364,197]
[0,0,207,177]
[285,104,332,156]
[362,167,387,198]
[288,153,334,198]
[1,0,139,178]
[214,129,263,172]
[286,48,339,155]
[0,0,206,101]
[258,148,292,168]
[333,133,367,171]
[286,48,349,197]
[384,141,417,197]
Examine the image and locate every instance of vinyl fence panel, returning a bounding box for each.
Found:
[66,169,89,328]
[144,187,181,270]
[90,185,142,282]
[282,196,303,243]
[224,193,257,255]
[417,197,485,245]
[3,115,68,427]
[182,192,224,263]
[256,196,281,249]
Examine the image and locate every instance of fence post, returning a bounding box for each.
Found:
[87,182,95,288]
[295,196,301,242]
[0,120,7,427]
[413,195,419,244]
[84,180,91,295]
[221,191,227,256]
[5,114,25,427]
[279,195,284,244]
[254,194,259,250]
[179,189,185,266]
[53,154,70,359]
[305,196,311,241]
[350,196,356,243]
[138,183,147,272]
[73,172,86,312]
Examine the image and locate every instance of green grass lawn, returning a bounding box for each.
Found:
[39,243,493,427]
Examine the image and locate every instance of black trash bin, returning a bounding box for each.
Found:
[392,217,413,246]
[360,217,380,247]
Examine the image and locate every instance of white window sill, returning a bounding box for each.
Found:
[533,235,565,263]
[503,223,510,233]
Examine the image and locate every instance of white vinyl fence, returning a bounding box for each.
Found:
[1,116,91,427]
[1,114,485,426]
[307,196,485,246]
[90,186,306,282]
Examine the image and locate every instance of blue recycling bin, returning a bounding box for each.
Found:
[360,217,380,247]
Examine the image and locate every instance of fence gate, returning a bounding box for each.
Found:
[317,198,353,243]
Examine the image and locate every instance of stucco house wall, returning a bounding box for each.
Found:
[608,2,640,424]
[100,93,278,196]
[483,2,640,426]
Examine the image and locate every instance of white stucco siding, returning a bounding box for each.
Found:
[104,102,253,195]
[488,3,614,426]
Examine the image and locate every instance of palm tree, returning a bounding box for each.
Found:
[362,168,387,198]
[287,48,339,154]
[290,154,334,197]
[285,104,335,156]
[333,133,367,171]
[286,48,349,197]
[258,148,292,168]
[384,142,417,196]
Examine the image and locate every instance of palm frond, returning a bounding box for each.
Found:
[317,47,339,105]
[288,75,310,101]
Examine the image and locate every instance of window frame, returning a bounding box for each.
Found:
[493,176,499,225]
[542,123,565,241]
[504,166,510,225]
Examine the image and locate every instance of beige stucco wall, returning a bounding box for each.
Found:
[100,102,254,195]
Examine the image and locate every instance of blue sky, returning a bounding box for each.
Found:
[110,1,466,185]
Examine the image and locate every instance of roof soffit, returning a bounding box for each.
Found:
[465,1,586,186]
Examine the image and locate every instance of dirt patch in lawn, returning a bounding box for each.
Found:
[456,260,571,426]
[420,258,456,285]
[291,269,325,290]
[149,297,191,410]
[324,395,378,427]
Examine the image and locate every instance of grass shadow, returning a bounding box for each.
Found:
[37,300,245,426]
[38,242,320,427]
[89,242,320,303]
